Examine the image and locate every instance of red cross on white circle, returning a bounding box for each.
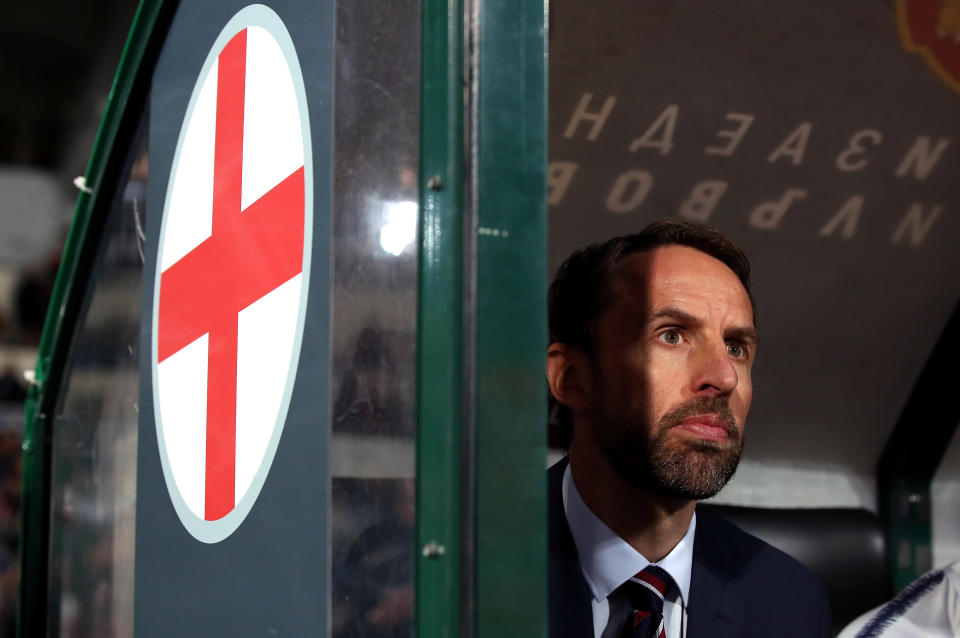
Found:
[154,12,311,534]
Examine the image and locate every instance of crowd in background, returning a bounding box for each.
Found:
[0,245,56,636]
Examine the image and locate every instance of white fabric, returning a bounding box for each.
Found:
[563,465,694,638]
[837,561,960,638]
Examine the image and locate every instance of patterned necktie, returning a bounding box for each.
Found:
[603,565,676,638]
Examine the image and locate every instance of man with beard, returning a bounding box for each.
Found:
[546,219,831,638]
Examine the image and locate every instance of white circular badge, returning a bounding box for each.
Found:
[152,4,312,543]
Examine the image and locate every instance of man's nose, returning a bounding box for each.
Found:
[691,340,738,395]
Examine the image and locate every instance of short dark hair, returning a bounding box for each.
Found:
[547,218,754,448]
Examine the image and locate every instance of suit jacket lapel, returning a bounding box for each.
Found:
[687,510,744,638]
[548,459,594,638]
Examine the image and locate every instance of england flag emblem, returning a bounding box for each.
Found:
[152,5,313,543]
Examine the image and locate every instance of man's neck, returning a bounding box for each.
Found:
[569,445,696,563]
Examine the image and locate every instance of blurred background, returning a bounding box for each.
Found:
[0,2,138,634]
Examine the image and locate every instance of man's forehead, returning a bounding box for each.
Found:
[612,245,752,316]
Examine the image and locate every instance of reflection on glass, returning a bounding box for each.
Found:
[379,200,418,257]
[330,1,419,637]
[46,116,146,638]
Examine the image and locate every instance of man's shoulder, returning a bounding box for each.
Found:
[692,507,833,636]
[695,505,823,584]
[694,504,830,616]
[546,458,573,550]
[694,505,791,560]
[545,458,595,638]
[548,457,567,481]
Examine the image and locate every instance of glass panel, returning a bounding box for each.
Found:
[329,1,420,637]
[46,113,147,638]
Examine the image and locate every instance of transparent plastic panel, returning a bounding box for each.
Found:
[46,115,147,638]
[329,1,420,637]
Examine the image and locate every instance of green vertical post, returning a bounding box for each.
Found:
[416,0,464,635]
[417,0,547,633]
[473,0,548,636]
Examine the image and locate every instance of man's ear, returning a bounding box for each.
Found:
[546,343,593,414]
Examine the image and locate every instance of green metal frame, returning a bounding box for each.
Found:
[472,0,548,636]
[17,1,173,636]
[415,0,547,634]
[416,0,465,635]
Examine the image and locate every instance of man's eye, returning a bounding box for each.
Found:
[726,341,746,358]
[659,330,681,345]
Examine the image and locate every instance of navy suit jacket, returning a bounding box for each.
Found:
[548,459,832,638]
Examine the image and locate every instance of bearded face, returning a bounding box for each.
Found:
[593,393,744,500]
[575,247,756,502]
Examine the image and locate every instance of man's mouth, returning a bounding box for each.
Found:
[673,414,733,441]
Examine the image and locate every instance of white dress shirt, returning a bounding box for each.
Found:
[563,465,694,638]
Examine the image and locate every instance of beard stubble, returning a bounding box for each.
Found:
[594,394,745,501]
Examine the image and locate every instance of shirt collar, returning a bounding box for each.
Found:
[562,463,694,605]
